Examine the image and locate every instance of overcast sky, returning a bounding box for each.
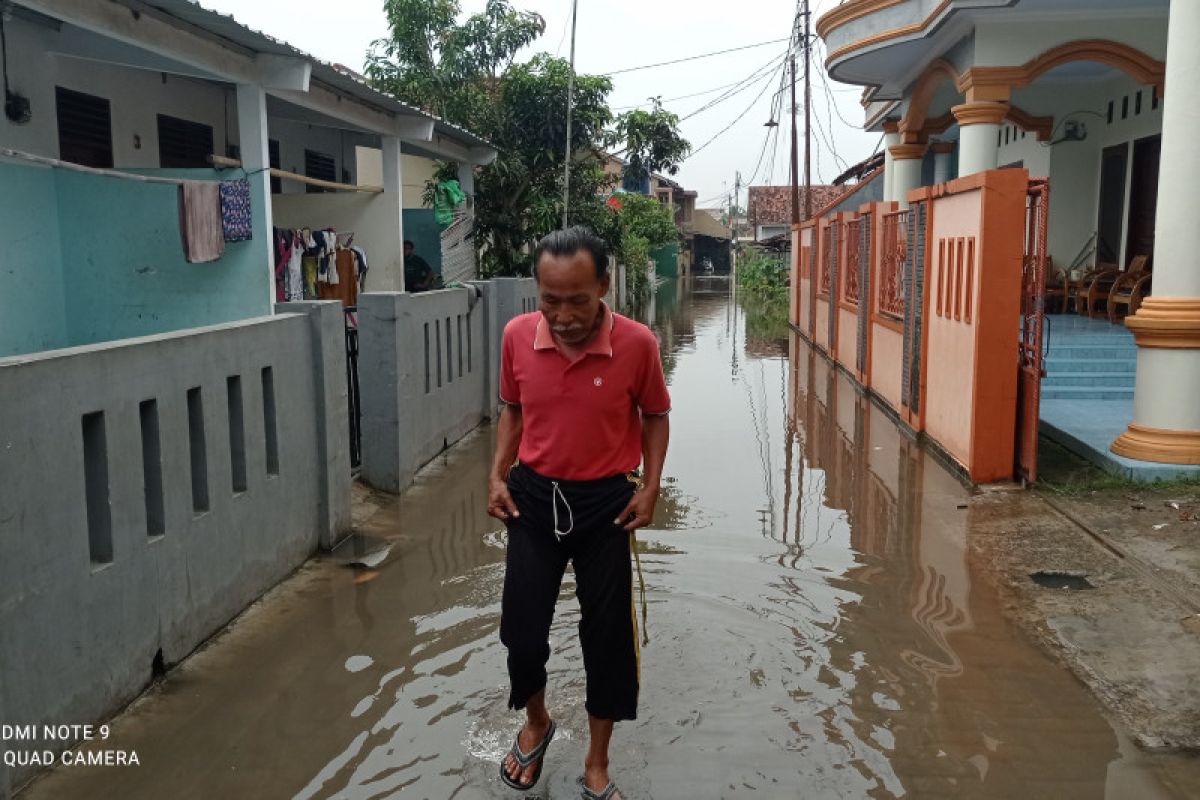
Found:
[202,0,880,209]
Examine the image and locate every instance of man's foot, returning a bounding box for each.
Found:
[578,771,623,800]
[500,717,555,790]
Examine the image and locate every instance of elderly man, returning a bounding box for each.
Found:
[488,227,670,799]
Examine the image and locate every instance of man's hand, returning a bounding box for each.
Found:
[487,475,520,521]
[614,486,658,531]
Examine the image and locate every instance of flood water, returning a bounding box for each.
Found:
[23,277,1200,799]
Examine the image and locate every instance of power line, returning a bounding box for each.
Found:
[611,50,784,111]
[679,50,790,121]
[601,37,790,76]
[684,58,787,158]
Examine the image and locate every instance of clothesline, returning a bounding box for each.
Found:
[208,155,384,194]
[0,147,195,186]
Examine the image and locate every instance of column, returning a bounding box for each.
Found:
[456,161,476,198]
[882,121,900,202]
[951,102,1007,175]
[236,84,276,310]
[932,141,956,184]
[888,144,927,209]
[1112,0,1200,464]
[381,135,407,292]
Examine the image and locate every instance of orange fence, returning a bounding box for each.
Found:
[790,169,1033,482]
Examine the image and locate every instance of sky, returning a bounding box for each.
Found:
[201,0,881,210]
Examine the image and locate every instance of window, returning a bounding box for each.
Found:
[304,149,336,193]
[157,114,214,168]
[55,87,113,168]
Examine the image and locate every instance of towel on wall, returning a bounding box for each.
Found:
[219,179,253,242]
[178,181,224,263]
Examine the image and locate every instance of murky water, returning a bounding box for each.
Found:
[23,278,1200,799]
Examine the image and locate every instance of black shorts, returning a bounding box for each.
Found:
[499,463,641,721]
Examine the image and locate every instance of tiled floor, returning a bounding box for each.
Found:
[1039,313,1200,480]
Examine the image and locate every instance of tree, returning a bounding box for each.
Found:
[610,100,691,185]
[366,0,690,277]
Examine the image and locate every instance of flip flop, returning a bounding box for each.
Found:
[499,719,557,791]
[577,775,624,799]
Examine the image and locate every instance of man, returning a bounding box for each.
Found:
[403,240,434,292]
[489,227,670,799]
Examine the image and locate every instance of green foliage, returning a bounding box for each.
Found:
[610,101,691,184]
[612,193,676,298]
[737,252,789,303]
[367,0,689,277]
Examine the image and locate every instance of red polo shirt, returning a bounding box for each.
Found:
[499,304,671,481]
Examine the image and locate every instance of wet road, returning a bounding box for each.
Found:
[24,277,1200,798]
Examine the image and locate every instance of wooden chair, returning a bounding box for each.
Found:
[1078,262,1123,318]
[1107,255,1152,323]
[1065,264,1112,315]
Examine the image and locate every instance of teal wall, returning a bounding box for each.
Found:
[403,209,444,277]
[0,163,68,357]
[0,163,271,358]
[59,168,269,347]
[651,243,680,279]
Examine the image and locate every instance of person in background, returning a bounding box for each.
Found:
[404,240,435,292]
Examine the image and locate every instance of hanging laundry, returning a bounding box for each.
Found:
[319,249,359,308]
[350,245,369,291]
[287,239,305,302]
[302,256,319,299]
[433,179,467,225]
[219,179,253,242]
[178,180,224,263]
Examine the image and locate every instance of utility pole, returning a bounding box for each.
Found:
[790,46,800,226]
[562,0,579,228]
[802,0,813,221]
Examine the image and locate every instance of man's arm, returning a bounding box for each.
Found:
[487,404,523,520]
[616,413,670,531]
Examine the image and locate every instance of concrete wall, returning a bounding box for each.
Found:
[355,146,437,208]
[0,161,271,358]
[0,307,350,794]
[358,278,536,493]
[0,15,231,165]
[0,162,68,355]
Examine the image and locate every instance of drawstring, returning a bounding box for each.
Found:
[551,481,575,540]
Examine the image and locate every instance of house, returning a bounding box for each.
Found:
[0,0,494,359]
[747,184,850,241]
[0,2,502,792]
[800,0,1199,475]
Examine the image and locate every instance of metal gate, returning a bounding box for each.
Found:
[1016,179,1050,483]
[345,307,362,470]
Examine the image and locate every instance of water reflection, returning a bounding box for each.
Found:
[22,280,1200,800]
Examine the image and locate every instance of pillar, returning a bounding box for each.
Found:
[888,143,927,209]
[882,121,900,202]
[382,135,407,292]
[236,84,276,309]
[456,161,475,198]
[952,102,1007,175]
[1112,0,1200,464]
[932,141,956,184]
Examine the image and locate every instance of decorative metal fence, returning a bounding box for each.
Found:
[879,210,909,319]
[844,218,861,305]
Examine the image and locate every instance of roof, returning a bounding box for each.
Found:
[747,185,844,225]
[136,0,493,153]
[691,208,731,239]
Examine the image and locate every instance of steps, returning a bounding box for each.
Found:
[1041,318,1136,400]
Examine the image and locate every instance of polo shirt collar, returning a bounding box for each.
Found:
[534,302,615,357]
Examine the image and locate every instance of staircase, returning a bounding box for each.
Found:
[1041,315,1136,401]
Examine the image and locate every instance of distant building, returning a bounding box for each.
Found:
[746,185,846,241]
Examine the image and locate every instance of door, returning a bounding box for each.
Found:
[1096,144,1128,265]
[1125,134,1161,267]
[1016,179,1050,484]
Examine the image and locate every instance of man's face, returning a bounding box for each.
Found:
[404,243,414,257]
[536,249,610,346]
